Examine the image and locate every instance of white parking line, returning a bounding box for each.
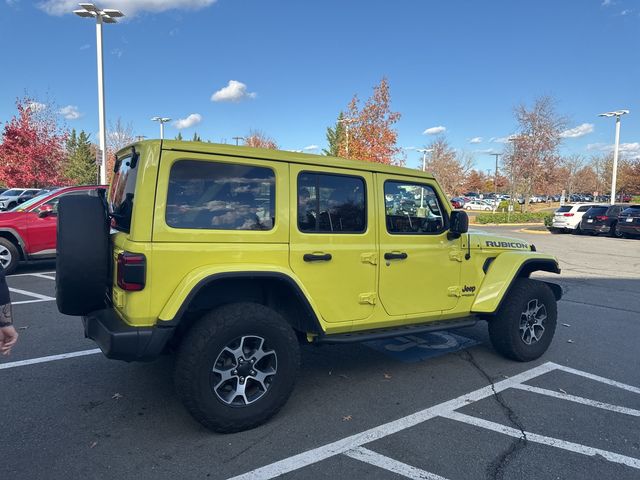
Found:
[29,273,56,280]
[228,362,640,480]
[442,411,640,470]
[0,349,101,370]
[9,287,55,305]
[8,271,56,278]
[512,383,640,417]
[344,447,449,480]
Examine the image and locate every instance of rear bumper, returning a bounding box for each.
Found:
[580,223,609,233]
[83,308,175,362]
[618,224,640,235]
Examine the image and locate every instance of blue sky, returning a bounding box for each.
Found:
[1,0,639,173]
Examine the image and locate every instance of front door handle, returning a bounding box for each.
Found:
[384,252,408,260]
[303,253,332,262]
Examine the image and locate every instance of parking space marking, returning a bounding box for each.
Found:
[8,271,56,278]
[229,362,640,480]
[0,349,101,370]
[442,411,640,470]
[29,273,56,280]
[512,383,640,417]
[344,447,449,480]
[9,287,55,305]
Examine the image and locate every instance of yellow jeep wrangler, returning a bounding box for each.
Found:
[55,140,561,433]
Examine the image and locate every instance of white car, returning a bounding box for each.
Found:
[464,200,493,211]
[551,203,600,234]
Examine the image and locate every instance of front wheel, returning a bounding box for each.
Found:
[0,237,19,275]
[488,278,557,362]
[174,303,300,433]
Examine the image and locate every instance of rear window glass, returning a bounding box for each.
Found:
[556,206,572,213]
[577,206,592,212]
[622,206,640,214]
[109,155,137,232]
[588,207,607,215]
[166,160,275,231]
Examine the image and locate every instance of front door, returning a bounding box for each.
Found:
[377,175,461,317]
[289,165,377,324]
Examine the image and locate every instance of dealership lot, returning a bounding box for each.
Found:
[1,228,639,480]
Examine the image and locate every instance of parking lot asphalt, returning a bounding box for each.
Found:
[1,229,639,480]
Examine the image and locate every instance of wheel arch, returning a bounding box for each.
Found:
[163,271,324,343]
[472,254,561,315]
[0,229,25,259]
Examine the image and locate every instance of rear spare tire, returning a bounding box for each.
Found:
[56,194,110,316]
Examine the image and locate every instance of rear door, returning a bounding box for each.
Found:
[289,165,376,324]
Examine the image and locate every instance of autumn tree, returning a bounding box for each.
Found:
[64,129,98,185]
[0,97,67,187]
[463,170,487,194]
[243,130,278,149]
[502,96,567,209]
[422,137,474,196]
[335,77,403,165]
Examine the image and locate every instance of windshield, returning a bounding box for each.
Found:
[109,155,137,232]
[10,189,62,212]
[2,189,25,197]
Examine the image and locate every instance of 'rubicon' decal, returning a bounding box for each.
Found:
[485,241,528,249]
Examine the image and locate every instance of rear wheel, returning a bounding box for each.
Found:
[175,303,300,433]
[0,237,19,275]
[571,224,582,235]
[488,278,557,362]
[610,222,623,238]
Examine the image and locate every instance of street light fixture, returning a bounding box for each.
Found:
[74,3,124,185]
[598,110,629,205]
[151,117,171,140]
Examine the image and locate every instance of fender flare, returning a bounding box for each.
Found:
[472,253,561,314]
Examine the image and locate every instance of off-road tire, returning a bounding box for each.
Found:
[56,194,110,316]
[0,237,20,275]
[174,302,300,433]
[488,278,557,362]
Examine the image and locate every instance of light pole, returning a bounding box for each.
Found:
[598,110,629,205]
[337,117,355,157]
[151,117,171,140]
[74,3,124,185]
[232,136,245,146]
[489,152,502,208]
[416,148,433,209]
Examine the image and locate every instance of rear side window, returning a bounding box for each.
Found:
[297,172,366,233]
[556,206,572,213]
[110,155,137,233]
[384,181,446,234]
[166,160,275,231]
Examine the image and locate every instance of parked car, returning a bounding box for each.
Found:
[450,197,464,209]
[0,185,106,274]
[464,199,493,211]
[549,203,599,234]
[580,204,626,237]
[0,188,41,211]
[617,205,640,238]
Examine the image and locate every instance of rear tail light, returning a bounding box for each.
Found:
[117,252,146,291]
[595,215,607,221]
[563,213,574,217]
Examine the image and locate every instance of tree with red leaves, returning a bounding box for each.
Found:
[0,97,67,187]
[243,130,279,149]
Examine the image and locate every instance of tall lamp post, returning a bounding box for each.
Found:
[151,117,171,140]
[489,152,502,211]
[416,148,434,209]
[598,110,629,205]
[74,3,124,185]
[337,117,355,157]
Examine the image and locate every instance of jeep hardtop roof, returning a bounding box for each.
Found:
[117,140,436,180]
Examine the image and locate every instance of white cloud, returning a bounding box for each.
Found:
[560,123,594,138]
[79,44,90,50]
[587,142,640,158]
[489,136,510,143]
[111,48,123,58]
[6,0,19,6]
[423,126,446,135]
[28,101,46,112]
[602,0,612,6]
[474,148,497,154]
[303,145,319,151]
[469,137,483,144]
[59,105,82,120]
[620,9,631,15]
[173,113,202,129]
[38,0,217,17]
[211,80,257,102]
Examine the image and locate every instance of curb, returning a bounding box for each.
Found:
[518,228,551,235]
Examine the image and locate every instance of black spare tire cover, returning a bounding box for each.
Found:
[56,194,110,316]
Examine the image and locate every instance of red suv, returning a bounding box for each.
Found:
[0,185,106,274]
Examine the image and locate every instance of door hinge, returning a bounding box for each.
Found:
[359,292,377,305]
[449,250,464,262]
[360,252,378,265]
[447,286,462,297]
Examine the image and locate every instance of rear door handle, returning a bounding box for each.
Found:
[303,253,332,262]
[384,252,408,260]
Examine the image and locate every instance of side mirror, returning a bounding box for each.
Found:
[38,204,55,218]
[448,210,469,239]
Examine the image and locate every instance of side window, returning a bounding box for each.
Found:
[39,190,90,214]
[384,181,446,234]
[166,160,275,231]
[297,172,366,233]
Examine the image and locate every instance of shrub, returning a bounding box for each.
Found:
[475,212,551,224]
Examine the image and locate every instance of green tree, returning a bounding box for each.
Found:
[175,132,183,141]
[192,132,202,142]
[64,129,97,185]
[323,112,346,156]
